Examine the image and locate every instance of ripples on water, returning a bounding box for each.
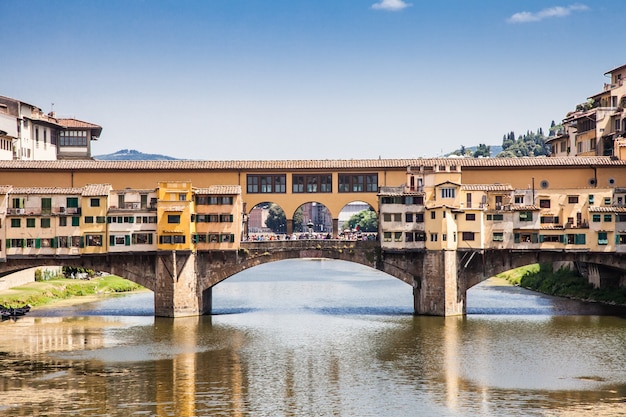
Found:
[1,259,625,417]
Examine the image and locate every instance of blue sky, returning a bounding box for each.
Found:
[1,1,623,160]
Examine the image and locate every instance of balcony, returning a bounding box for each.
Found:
[109,202,156,212]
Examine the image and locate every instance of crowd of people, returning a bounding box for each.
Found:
[243,232,377,242]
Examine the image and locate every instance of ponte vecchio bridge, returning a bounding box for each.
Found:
[0,157,625,316]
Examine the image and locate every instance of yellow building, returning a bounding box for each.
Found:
[156,181,195,251]
[80,184,112,254]
[193,185,243,250]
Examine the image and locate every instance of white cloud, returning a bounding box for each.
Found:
[371,0,412,12]
[507,4,589,23]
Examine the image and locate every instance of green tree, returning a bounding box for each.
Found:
[293,207,304,232]
[265,204,286,233]
[473,143,491,157]
[346,209,378,232]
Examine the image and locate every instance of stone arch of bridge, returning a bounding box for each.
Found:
[461,249,626,290]
[0,254,159,293]
[196,241,389,295]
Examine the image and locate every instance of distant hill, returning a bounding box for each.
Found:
[93,149,179,161]
[446,145,502,158]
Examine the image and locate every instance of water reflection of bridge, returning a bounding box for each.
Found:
[1,239,625,318]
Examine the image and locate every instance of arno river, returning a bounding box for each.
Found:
[0,259,625,416]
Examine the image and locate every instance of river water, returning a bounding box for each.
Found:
[1,259,625,416]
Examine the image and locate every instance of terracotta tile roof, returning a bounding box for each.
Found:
[460,184,513,191]
[57,118,101,129]
[589,206,626,213]
[604,63,626,75]
[0,156,624,172]
[11,186,83,195]
[511,205,540,211]
[194,185,241,195]
[0,185,13,194]
[82,184,112,196]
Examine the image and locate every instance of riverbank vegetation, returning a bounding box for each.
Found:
[0,275,144,308]
[497,263,626,305]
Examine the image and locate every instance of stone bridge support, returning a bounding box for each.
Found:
[154,251,208,318]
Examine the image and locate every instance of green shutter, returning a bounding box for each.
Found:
[110,235,116,246]
[539,235,544,243]
[51,238,57,248]
[125,235,131,246]
[148,234,153,244]
[6,239,10,249]
[80,236,84,248]
[229,214,234,222]
[532,233,538,244]
[129,217,134,223]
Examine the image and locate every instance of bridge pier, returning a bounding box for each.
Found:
[155,251,206,317]
[413,250,465,316]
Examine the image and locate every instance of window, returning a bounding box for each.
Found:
[338,174,377,193]
[540,216,559,224]
[221,196,234,205]
[598,232,608,246]
[492,232,504,242]
[405,196,424,205]
[59,130,88,147]
[67,197,79,208]
[539,199,551,208]
[131,233,152,245]
[465,213,476,221]
[59,216,67,227]
[383,232,392,242]
[178,193,187,201]
[415,213,424,222]
[604,214,612,222]
[430,233,438,242]
[592,214,601,222]
[11,219,20,228]
[383,213,391,222]
[394,232,403,242]
[514,195,524,204]
[86,235,103,247]
[26,218,35,228]
[90,198,100,207]
[41,198,52,214]
[84,216,94,223]
[519,211,533,221]
[292,175,332,193]
[159,235,186,244]
[72,216,80,226]
[440,188,455,199]
[41,218,51,228]
[247,175,286,193]
[604,197,611,205]
[568,196,579,204]
[118,194,125,208]
[220,214,234,223]
[588,195,594,205]
[168,215,181,224]
[96,216,106,223]
[462,232,475,241]
[405,213,413,222]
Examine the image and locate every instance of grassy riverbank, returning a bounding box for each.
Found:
[496,263,626,306]
[0,275,144,308]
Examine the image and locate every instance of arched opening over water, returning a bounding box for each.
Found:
[210,258,414,316]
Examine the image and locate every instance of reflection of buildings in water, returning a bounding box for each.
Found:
[443,316,462,412]
[0,317,106,355]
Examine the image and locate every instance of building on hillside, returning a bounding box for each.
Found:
[0,95,101,161]
[548,63,626,157]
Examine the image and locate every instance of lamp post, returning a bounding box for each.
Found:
[307,220,314,239]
